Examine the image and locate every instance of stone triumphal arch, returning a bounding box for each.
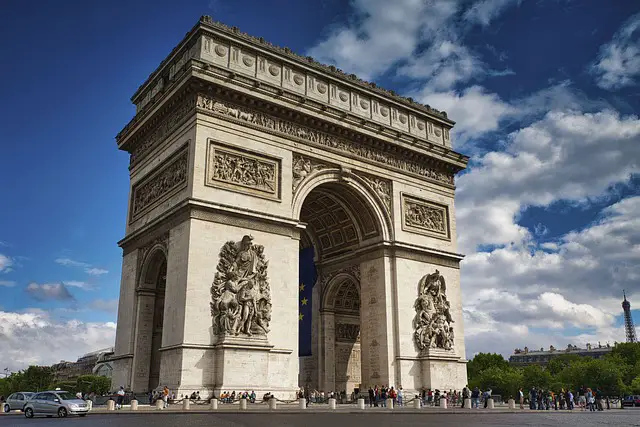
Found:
[111,16,469,398]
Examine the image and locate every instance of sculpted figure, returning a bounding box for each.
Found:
[210,235,271,337]
[413,269,455,351]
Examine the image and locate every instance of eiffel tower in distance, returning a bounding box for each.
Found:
[623,291,637,343]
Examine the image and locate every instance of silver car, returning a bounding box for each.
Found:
[3,392,34,412]
[23,390,89,418]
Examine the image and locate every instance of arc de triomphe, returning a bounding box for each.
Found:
[111,16,469,398]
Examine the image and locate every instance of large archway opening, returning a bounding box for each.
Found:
[297,179,386,396]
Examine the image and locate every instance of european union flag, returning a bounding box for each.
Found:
[298,246,316,357]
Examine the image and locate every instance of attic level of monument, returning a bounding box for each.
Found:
[130,16,452,123]
[118,82,466,187]
[116,17,467,168]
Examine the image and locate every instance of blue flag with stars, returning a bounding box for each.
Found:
[298,246,316,357]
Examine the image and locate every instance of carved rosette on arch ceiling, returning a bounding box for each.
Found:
[413,269,455,351]
[210,235,272,337]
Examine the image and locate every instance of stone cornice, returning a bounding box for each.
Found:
[131,16,453,125]
[119,78,468,179]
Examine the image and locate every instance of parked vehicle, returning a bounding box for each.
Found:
[23,390,89,418]
[3,392,34,412]
[622,395,640,407]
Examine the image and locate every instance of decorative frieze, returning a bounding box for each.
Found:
[206,141,281,201]
[197,95,454,186]
[413,269,454,351]
[292,154,329,193]
[401,194,450,240]
[356,172,392,214]
[130,96,197,166]
[130,147,189,222]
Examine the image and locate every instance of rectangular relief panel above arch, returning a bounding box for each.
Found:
[401,193,451,241]
[205,139,282,201]
[130,144,190,223]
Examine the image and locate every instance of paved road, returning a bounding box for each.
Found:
[2,412,640,427]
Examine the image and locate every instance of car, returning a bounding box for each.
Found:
[23,390,90,418]
[3,392,35,412]
[622,395,640,407]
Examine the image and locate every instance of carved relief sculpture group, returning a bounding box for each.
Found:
[413,270,455,351]
[210,235,272,337]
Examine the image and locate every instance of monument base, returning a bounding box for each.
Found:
[212,335,297,399]
[419,348,467,391]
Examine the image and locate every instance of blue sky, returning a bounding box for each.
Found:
[1,0,639,370]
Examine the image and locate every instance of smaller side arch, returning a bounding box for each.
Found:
[138,245,168,291]
[321,272,361,312]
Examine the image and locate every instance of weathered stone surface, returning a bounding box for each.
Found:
[111,17,469,399]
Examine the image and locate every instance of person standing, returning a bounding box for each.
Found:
[368,386,374,408]
[162,386,169,409]
[471,387,480,409]
[462,385,470,408]
[518,388,524,409]
[116,386,125,410]
[397,387,403,407]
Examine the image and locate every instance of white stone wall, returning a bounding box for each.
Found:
[113,250,138,357]
[126,125,196,235]
[392,179,458,254]
[162,220,190,348]
[393,256,467,391]
[192,115,294,218]
[359,256,396,388]
[182,217,300,397]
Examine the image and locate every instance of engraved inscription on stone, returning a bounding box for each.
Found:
[336,323,360,342]
[413,269,455,351]
[131,147,188,221]
[402,194,449,239]
[207,141,281,200]
[210,235,272,337]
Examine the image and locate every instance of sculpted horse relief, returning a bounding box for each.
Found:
[210,235,272,337]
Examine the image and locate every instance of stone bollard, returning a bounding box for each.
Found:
[487,398,495,409]
[386,398,394,409]
[155,399,164,410]
[107,400,115,411]
[328,398,336,409]
[130,400,138,411]
[508,399,515,409]
[299,398,306,409]
[357,398,365,410]
[268,397,277,410]
[413,398,421,409]
[440,398,447,409]
[211,399,218,410]
[240,398,248,410]
[464,398,471,409]
[183,399,190,410]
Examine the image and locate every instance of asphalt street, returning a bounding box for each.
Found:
[2,412,640,427]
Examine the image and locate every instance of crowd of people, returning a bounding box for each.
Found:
[526,386,608,411]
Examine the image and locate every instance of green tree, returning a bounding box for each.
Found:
[522,364,552,391]
[547,354,582,376]
[467,353,510,380]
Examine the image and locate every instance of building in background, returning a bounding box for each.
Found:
[51,347,114,381]
[509,343,613,367]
